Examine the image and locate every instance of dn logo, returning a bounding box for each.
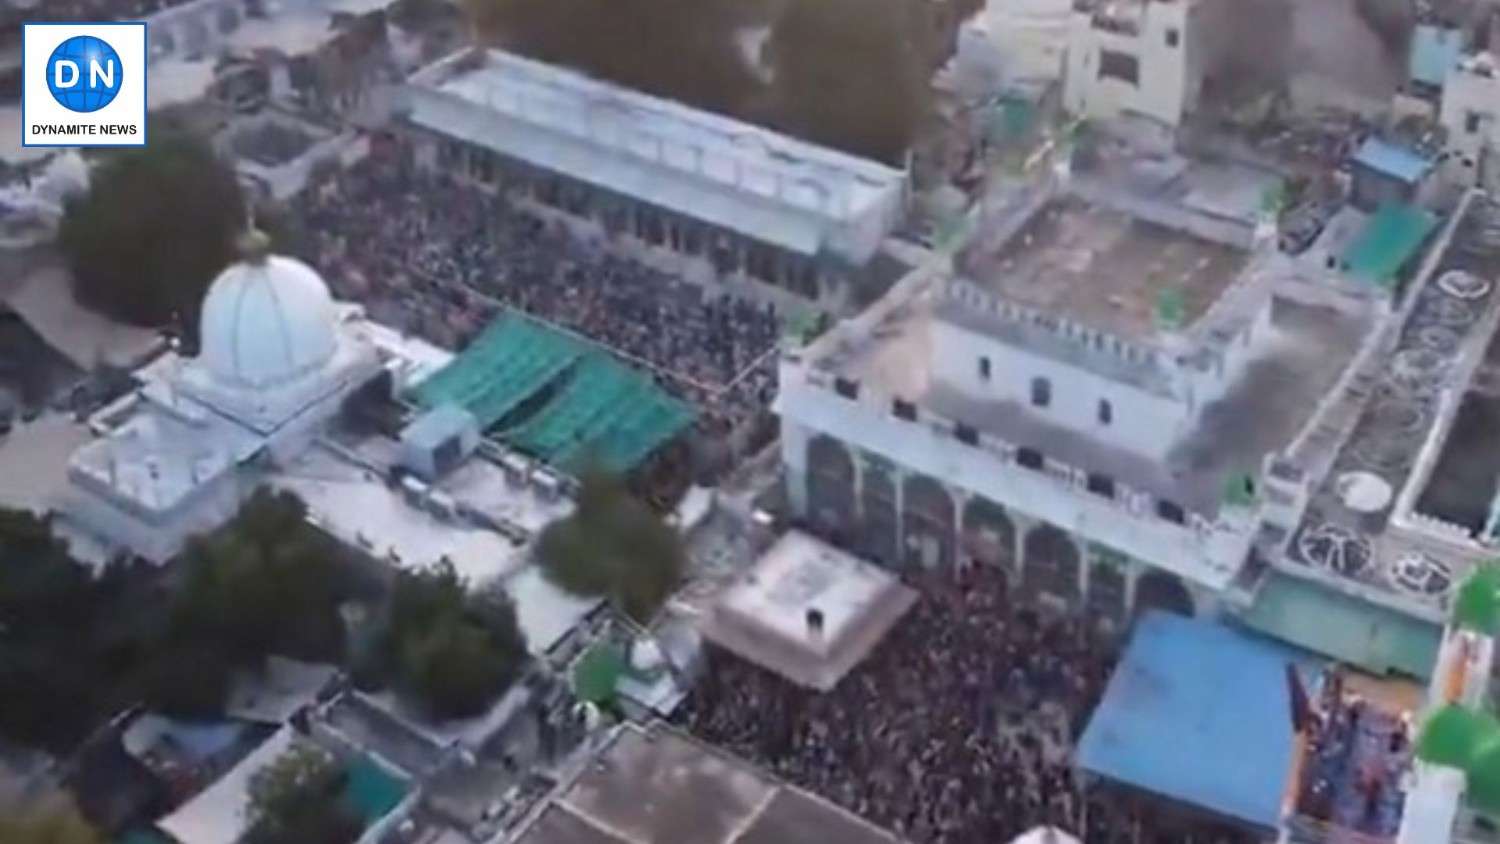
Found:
[46,35,122,113]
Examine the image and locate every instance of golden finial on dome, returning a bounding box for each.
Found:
[237,229,272,265]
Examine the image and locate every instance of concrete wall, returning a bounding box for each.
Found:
[931,317,1191,458]
[1440,62,1500,191]
[1062,2,1197,128]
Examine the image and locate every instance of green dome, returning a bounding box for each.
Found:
[1468,735,1500,814]
[1453,566,1500,634]
[1418,704,1485,768]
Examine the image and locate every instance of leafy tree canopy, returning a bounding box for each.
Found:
[0,511,160,751]
[58,131,246,345]
[369,561,528,720]
[535,470,685,624]
[145,489,354,717]
[245,746,361,844]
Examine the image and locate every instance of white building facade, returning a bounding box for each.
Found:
[1061,0,1220,129]
[398,48,909,306]
[63,244,385,563]
[1440,53,1500,192]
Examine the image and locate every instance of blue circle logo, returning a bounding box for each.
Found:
[46,36,123,113]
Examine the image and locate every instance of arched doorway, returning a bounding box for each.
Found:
[1022,523,1081,605]
[859,458,899,567]
[806,435,856,541]
[902,474,955,569]
[1135,569,1195,619]
[961,496,1016,570]
[1086,562,1128,625]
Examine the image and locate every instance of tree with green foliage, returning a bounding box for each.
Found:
[536,470,685,624]
[0,795,102,844]
[0,510,161,751]
[142,489,354,717]
[245,746,362,844]
[58,132,246,345]
[367,561,528,720]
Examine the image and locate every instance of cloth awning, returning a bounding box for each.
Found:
[1077,612,1312,833]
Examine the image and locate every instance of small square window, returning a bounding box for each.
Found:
[978,356,991,380]
[1165,28,1180,48]
[1031,377,1051,408]
[1098,399,1113,426]
[1467,111,1484,134]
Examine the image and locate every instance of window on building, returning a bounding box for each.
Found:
[955,423,979,445]
[892,398,917,421]
[834,377,860,400]
[1157,499,1186,524]
[1098,399,1113,425]
[1098,50,1141,86]
[1467,111,1484,134]
[1086,473,1116,499]
[978,356,991,381]
[1165,28,1180,48]
[1016,447,1044,470]
[1030,377,1051,408]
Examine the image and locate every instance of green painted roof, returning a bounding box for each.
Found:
[342,756,408,824]
[1240,573,1442,678]
[1340,203,1438,288]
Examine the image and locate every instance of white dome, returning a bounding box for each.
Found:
[199,254,338,390]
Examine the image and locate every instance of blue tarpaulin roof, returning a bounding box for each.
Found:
[1352,138,1433,184]
[1077,613,1316,832]
[1410,26,1464,88]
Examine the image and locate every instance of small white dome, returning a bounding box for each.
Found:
[199,254,338,390]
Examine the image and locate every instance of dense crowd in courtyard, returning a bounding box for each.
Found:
[292,147,780,435]
[679,565,1253,844]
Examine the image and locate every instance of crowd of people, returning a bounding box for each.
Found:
[678,565,1253,844]
[291,147,781,434]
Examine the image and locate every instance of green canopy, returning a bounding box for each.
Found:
[573,643,627,704]
[1340,204,1437,288]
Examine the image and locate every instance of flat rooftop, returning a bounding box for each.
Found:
[812,284,1370,517]
[1285,194,1500,605]
[966,197,1249,340]
[512,724,904,844]
[1416,322,1500,536]
[698,530,917,691]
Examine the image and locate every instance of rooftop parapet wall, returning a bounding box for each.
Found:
[779,357,1259,589]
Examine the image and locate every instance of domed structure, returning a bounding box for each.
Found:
[199,252,338,390]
